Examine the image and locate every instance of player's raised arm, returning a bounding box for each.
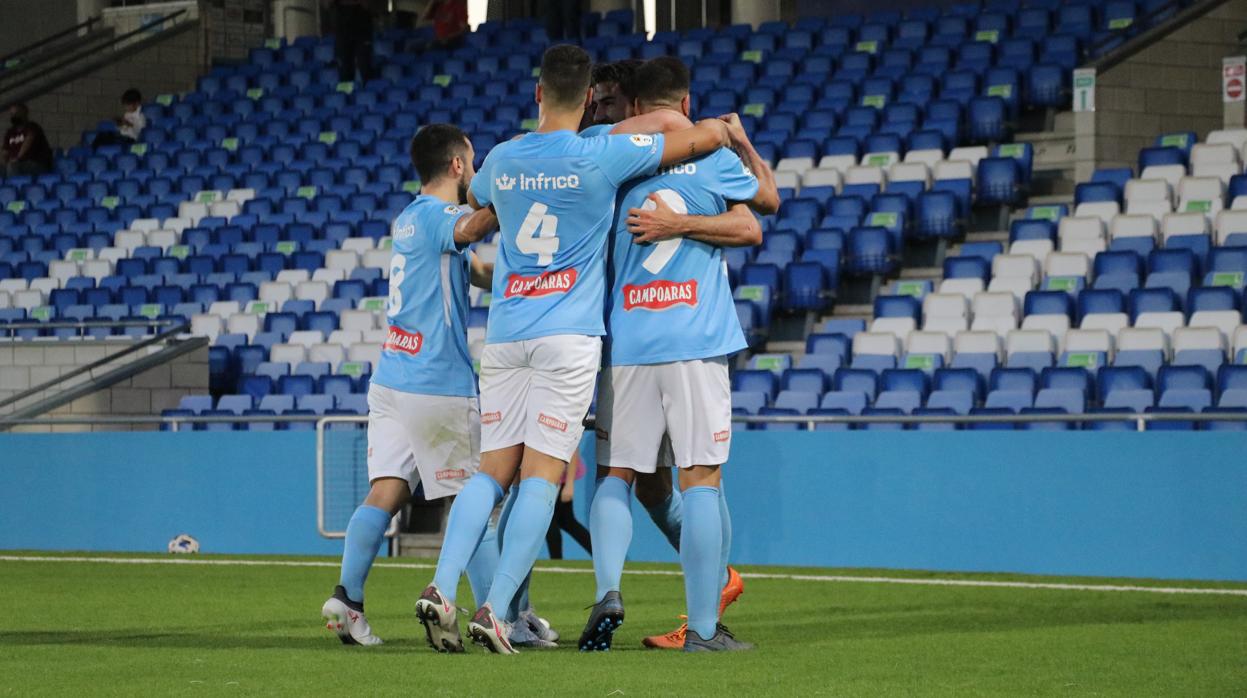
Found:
[627,197,761,248]
[658,118,731,167]
[452,205,497,247]
[609,108,691,137]
[719,113,780,215]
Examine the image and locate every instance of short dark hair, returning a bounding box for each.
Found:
[632,56,691,106]
[10,101,28,117]
[122,88,142,105]
[409,123,469,183]
[592,58,641,90]
[539,44,592,109]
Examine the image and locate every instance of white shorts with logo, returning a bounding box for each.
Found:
[596,356,732,473]
[478,334,602,462]
[366,383,480,500]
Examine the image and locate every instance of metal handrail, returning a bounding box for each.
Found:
[0,9,189,100]
[3,411,1244,432]
[3,319,179,330]
[1086,0,1221,71]
[0,319,187,411]
[0,16,100,67]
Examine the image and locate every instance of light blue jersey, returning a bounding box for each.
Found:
[470,130,664,344]
[606,148,759,366]
[369,194,476,398]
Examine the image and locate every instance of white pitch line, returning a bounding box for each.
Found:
[2,554,1246,597]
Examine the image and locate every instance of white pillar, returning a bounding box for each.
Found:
[730,0,779,28]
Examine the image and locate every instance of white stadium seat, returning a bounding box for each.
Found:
[905,331,952,360]
[852,331,901,357]
[954,330,1003,360]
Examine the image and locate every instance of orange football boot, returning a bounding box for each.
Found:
[642,567,745,649]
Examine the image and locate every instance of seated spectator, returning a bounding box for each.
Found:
[2,102,53,177]
[93,88,145,148]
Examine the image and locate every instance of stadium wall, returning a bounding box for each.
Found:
[1,432,1245,581]
[1080,0,1247,178]
[23,16,203,150]
[0,342,211,432]
[0,0,78,58]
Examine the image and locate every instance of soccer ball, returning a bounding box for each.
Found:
[168,533,200,554]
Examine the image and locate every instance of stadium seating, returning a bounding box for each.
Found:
[0,4,1222,431]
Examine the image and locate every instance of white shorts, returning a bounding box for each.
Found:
[366,383,480,500]
[478,334,601,462]
[596,356,732,473]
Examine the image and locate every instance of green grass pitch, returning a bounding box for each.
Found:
[2,553,1245,696]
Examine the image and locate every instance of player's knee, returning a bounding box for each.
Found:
[633,470,672,507]
[364,477,411,514]
[677,464,721,491]
[597,466,636,487]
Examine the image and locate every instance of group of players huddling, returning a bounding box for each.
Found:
[320,44,779,654]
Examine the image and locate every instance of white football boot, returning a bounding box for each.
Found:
[322,585,383,646]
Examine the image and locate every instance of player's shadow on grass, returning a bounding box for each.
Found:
[0,629,424,652]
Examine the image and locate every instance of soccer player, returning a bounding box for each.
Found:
[578,60,762,649]
[416,43,736,655]
[585,59,641,127]
[321,124,498,648]
[578,56,779,652]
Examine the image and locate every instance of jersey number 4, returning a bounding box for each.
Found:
[640,189,687,274]
[517,202,559,266]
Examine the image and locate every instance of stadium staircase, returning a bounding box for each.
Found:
[0,10,196,110]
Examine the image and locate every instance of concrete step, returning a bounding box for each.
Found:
[900,266,941,279]
[831,303,872,317]
[1028,194,1075,206]
[396,533,443,558]
[965,230,1009,243]
[764,340,806,354]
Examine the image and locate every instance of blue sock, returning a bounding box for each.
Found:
[719,483,732,589]
[590,476,633,602]
[485,478,557,613]
[645,490,683,552]
[495,485,527,622]
[338,504,391,604]
[680,486,723,641]
[506,570,531,623]
[432,472,503,604]
[465,524,499,608]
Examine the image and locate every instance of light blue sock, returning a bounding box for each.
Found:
[338,504,391,604]
[485,478,557,613]
[465,524,499,608]
[432,472,503,604]
[680,486,723,641]
[644,490,683,552]
[590,476,633,602]
[506,570,532,623]
[719,483,732,589]
[496,486,528,623]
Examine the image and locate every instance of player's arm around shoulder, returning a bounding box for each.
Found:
[452,201,498,248]
[627,197,761,248]
[719,113,780,216]
[657,117,731,167]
